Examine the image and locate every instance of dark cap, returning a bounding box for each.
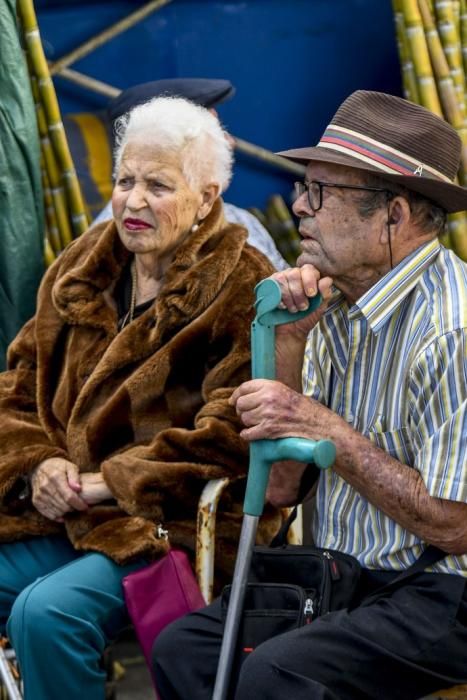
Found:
[108,78,235,122]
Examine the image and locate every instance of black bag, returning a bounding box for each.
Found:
[221,508,446,674]
[221,508,361,670]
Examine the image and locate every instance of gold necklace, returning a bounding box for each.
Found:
[120,259,137,330]
[129,258,137,322]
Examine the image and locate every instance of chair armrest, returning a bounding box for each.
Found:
[285,504,303,544]
[195,478,230,604]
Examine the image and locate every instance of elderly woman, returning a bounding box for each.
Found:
[0,97,278,699]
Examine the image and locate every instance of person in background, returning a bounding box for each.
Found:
[153,90,467,699]
[0,96,280,700]
[94,77,288,271]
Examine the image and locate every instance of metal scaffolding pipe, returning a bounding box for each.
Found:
[234,136,306,176]
[49,0,173,76]
[57,68,120,98]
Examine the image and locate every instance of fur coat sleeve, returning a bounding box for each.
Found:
[0,200,282,566]
[0,260,74,541]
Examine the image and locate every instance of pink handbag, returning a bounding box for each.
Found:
[122,548,206,686]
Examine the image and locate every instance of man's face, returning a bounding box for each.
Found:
[292,162,389,292]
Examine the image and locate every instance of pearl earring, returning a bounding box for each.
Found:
[191,223,200,233]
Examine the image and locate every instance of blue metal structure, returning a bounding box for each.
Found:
[35,0,401,210]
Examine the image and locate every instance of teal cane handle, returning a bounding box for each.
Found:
[244,278,336,517]
[244,437,336,517]
[252,278,323,380]
[254,278,323,328]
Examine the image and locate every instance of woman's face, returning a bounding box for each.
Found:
[112,142,206,259]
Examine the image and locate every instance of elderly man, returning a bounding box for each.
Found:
[152,91,467,699]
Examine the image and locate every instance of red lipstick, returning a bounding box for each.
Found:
[123,218,152,230]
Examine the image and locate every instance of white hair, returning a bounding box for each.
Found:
[113,96,233,193]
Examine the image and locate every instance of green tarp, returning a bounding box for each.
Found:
[0,0,44,370]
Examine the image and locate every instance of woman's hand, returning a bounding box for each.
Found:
[31,458,89,522]
[78,472,113,505]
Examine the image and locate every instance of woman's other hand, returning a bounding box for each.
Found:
[78,473,112,505]
[31,458,88,522]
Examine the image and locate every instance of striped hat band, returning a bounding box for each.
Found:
[317,124,451,183]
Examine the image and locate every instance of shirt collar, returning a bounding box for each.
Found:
[344,239,440,332]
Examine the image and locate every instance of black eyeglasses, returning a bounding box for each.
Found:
[294,180,391,212]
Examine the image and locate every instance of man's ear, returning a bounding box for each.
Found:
[198,183,220,221]
[381,196,410,243]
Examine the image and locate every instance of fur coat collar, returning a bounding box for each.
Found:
[0,199,280,571]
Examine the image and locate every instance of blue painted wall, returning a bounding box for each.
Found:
[36,0,402,209]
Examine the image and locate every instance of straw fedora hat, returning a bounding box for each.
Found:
[279,90,467,213]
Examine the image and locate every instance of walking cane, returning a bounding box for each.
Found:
[212,278,336,700]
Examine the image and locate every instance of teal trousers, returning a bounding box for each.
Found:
[0,535,144,700]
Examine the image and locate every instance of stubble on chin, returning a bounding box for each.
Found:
[296,252,311,267]
[296,242,318,268]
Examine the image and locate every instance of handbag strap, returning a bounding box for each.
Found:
[271,509,447,601]
[270,506,299,548]
[360,544,447,605]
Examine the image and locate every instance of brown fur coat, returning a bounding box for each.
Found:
[0,199,280,570]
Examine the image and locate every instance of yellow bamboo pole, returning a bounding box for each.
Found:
[41,138,74,248]
[44,236,56,267]
[393,0,467,259]
[430,1,467,258]
[447,212,467,257]
[400,0,444,115]
[41,156,64,255]
[439,225,453,248]
[392,0,421,101]
[30,76,73,249]
[461,0,467,84]
[432,2,467,257]
[49,0,173,76]
[434,0,465,116]
[419,0,467,176]
[453,0,462,38]
[17,0,89,238]
[41,163,62,255]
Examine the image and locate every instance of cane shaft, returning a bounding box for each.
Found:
[212,515,259,700]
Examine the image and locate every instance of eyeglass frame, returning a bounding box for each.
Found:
[294,180,393,212]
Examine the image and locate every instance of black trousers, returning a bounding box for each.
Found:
[153,570,467,700]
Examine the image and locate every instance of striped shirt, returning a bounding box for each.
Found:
[303,239,467,575]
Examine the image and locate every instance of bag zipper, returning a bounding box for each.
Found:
[323,550,341,581]
[303,597,314,624]
[319,550,340,615]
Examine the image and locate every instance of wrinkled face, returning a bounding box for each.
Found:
[112,142,203,258]
[292,162,387,283]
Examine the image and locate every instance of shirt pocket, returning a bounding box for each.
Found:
[367,425,413,463]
